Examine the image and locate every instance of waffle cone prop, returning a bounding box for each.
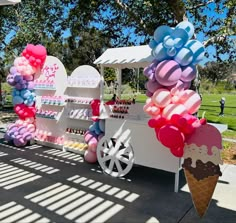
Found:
[182,124,223,217]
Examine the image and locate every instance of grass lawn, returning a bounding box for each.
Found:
[198,94,236,131]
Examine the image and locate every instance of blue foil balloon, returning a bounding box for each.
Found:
[176,21,194,39]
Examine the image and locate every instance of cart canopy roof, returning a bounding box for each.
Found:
[0,0,21,6]
[94,45,154,69]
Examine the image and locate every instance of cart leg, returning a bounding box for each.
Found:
[174,171,179,193]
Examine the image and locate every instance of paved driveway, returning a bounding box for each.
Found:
[0,140,235,223]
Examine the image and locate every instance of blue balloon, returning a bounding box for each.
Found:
[98,120,105,132]
[167,47,176,57]
[152,42,170,61]
[176,21,194,39]
[13,95,24,105]
[21,89,31,99]
[149,39,158,49]
[185,40,205,64]
[171,28,189,48]
[174,47,193,66]
[163,36,174,48]
[153,25,172,43]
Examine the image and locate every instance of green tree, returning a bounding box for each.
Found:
[66,0,235,84]
[199,60,235,84]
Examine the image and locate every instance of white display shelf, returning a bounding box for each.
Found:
[67,85,99,89]
[67,102,90,106]
[63,147,86,155]
[67,116,92,121]
[41,103,65,106]
[36,115,59,121]
[34,88,56,91]
[35,139,63,149]
[65,132,85,141]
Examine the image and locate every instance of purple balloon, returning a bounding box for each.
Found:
[146,90,153,97]
[7,74,16,85]
[146,80,162,93]
[8,124,18,131]
[4,133,12,142]
[23,132,32,141]
[27,81,35,90]
[14,74,22,82]
[10,66,17,74]
[23,75,33,81]
[180,65,197,82]
[18,126,27,135]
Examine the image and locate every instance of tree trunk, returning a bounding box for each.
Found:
[0,80,2,109]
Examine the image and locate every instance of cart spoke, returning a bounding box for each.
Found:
[108,158,115,170]
[115,160,123,173]
[102,148,110,154]
[101,155,111,162]
[118,156,130,165]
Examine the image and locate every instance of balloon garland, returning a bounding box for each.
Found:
[143,21,206,157]
[83,99,105,163]
[4,44,47,147]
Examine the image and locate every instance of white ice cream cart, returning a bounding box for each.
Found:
[94,45,183,192]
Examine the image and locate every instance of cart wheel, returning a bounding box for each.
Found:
[97,136,134,177]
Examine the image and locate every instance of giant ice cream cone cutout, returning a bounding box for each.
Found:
[143,21,223,217]
[183,124,223,217]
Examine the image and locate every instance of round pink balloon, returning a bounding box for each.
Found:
[84,150,97,163]
[155,60,182,86]
[162,103,188,120]
[179,90,201,114]
[152,88,171,108]
[88,141,97,153]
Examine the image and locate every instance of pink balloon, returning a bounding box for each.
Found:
[162,104,188,120]
[155,60,182,86]
[84,150,97,163]
[84,133,98,144]
[179,90,201,114]
[143,98,161,116]
[26,124,36,133]
[151,88,171,108]
[88,141,98,153]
